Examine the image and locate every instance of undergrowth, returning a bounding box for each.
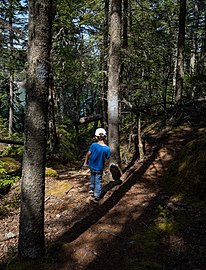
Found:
[165,132,206,202]
[0,160,20,195]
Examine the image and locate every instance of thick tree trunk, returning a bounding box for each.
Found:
[175,0,187,103]
[18,0,52,259]
[108,0,121,167]
[102,0,109,127]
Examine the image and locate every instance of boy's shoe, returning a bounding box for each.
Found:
[110,163,122,181]
[89,190,94,195]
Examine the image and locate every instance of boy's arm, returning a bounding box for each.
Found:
[83,151,91,166]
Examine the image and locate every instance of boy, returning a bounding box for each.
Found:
[83,128,110,203]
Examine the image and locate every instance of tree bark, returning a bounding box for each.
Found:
[8,8,14,136]
[189,1,199,98]
[18,0,52,259]
[175,0,187,103]
[137,113,144,161]
[108,0,122,167]
[102,0,109,126]
[122,0,128,49]
[48,73,58,152]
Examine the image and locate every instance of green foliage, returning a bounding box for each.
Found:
[1,133,24,158]
[52,0,105,126]
[0,157,21,171]
[0,160,19,194]
[156,204,175,233]
[0,118,8,137]
[1,145,23,158]
[121,0,178,106]
[48,122,78,165]
[125,199,191,270]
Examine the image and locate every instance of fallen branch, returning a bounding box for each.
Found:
[65,185,75,194]
[59,172,90,179]
[73,114,103,125]
[0,139,23,145]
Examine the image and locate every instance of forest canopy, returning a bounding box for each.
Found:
[0,0,205,143]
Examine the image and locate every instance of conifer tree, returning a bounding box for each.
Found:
[18,0,52,259]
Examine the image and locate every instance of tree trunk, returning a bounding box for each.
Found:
[8,74,14,136]
[107,0,121,167]
[120,0,128,88]
[102,0,109,127]
[8,10,14,136]
[175,0,187,103]
[189,1,199,98]
[172,48,177,102]
[137,113,144,161]
[122,0,128,49]
[18,0,52,259]
[48,73,58,152]
[201,10,206,73]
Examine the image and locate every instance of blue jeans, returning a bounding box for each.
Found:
[90,170,103,198]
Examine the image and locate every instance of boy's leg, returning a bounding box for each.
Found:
[90,171,95,193]
[93,173,102,199]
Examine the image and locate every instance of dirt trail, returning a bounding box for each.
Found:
[48,127,189,270]
[0,126,205,270]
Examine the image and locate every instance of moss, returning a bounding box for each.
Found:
[45,167,58,178]
[157,220,175,232]
[129,228,161,252]
[45,180,73,198]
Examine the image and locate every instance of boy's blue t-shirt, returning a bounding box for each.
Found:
[89,143,110,171]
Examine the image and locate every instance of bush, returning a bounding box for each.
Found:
[47,123,78,165]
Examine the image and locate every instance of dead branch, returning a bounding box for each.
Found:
[73,114,103,125]
[0,139,24,145]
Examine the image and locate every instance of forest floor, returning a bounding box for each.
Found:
[1,124,206,270]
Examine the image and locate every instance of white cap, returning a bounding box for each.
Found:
[95,128,107,136]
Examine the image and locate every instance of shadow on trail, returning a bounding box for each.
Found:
[57,143,163,244]
[53,126,198,269]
